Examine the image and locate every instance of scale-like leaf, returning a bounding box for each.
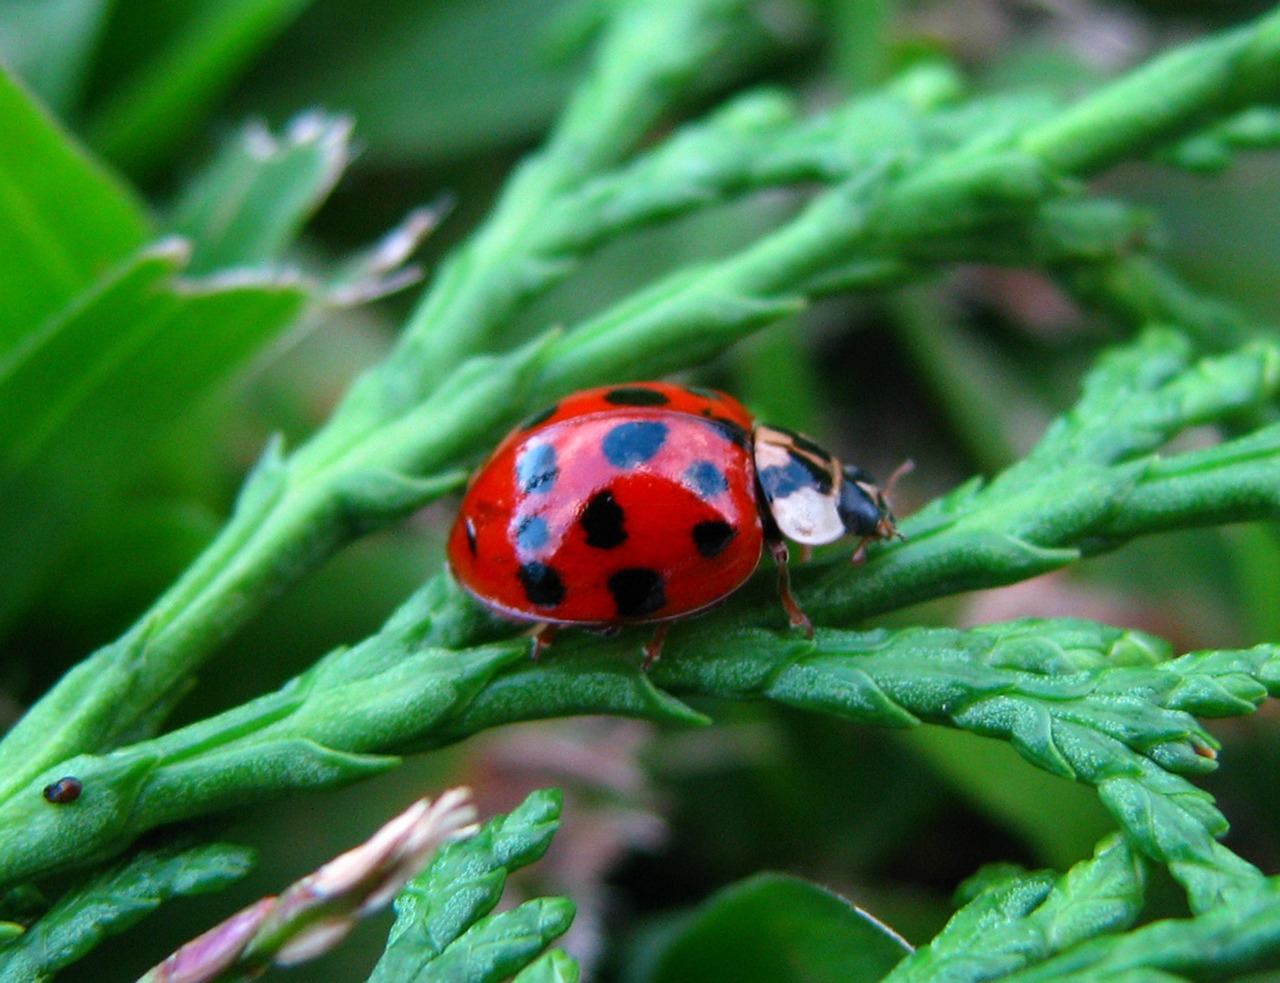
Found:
[0,841,253,983]
[370,789,571,983]
[887,836,1144,983]
[512,950,580,983]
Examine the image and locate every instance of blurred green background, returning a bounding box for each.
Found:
[2,1,1279,979]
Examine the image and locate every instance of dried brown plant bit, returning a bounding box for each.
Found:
[140,788,477,983]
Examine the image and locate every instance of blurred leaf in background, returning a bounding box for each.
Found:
[644,872,913,983]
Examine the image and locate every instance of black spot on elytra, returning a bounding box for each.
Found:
[516,443,558,493]
[514,514,549,553]
[758,453,833,500]
[519,402,559,430]
[699,414,750,449]
[581,490,627,548]
[683,460,728,498]
[692,520,736,558]
[464,517,478,555]
[602,421,667,468]
[604,386,670,406]
[519,561,566,608]
[608,568,665,618]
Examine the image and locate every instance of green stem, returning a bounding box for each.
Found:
[1021,6,1280,176]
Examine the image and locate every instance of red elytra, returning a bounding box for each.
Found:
[447,382,904,664]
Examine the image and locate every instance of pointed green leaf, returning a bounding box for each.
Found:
[410,898,575,983]
[887,837,1144,983]
[0,243,306,629]
[1000,875,1280,981]
[0,65,149,343]
[167,112,353,275]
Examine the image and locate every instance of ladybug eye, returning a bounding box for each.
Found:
[837,466,885,536]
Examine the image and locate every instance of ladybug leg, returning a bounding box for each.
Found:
[876,459,913,546]
[797,543,814,564]
[529,623,559,660]
[641,623,669,670]
[850,526,906,564]
[767,537,813,638]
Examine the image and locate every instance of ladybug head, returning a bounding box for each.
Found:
[837,465,889,537]
[838,460,911,553]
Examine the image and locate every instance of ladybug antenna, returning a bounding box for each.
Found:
[881,458,913,542]
[883,459,914,505]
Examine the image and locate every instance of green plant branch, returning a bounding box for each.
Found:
[893,824,1280,981]
[539,66,967,254]
[1020,10,1280,177]
[369,789,566,983]
[999,878,1280,981]
[0,341,540,803]
[0,841,253,983]
[792,331,1280,622]
[1163,105,1280,172]
[0,0,759,798]
[885,834,1146,983]
[4,607,1273,903]
[2,325,1277,890]
[640,615,1276,911]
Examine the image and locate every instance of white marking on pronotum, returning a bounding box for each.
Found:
[753,425,846,545]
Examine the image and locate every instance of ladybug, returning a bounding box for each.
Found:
[447,382,906,664]
[42,776,83,804]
